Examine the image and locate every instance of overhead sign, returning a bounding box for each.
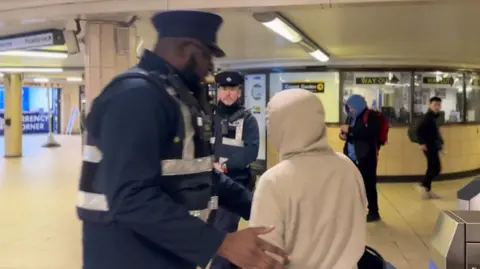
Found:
[0,29,65,52]
[282,82,325,93]
[423,76,454,86]
[355,77,389,85]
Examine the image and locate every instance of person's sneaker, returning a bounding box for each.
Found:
[367,212,381,223]
[416,185,430,199]
[416,185,440,199]
[428,191,441,199]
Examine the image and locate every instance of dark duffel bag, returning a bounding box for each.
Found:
[358,246,385,269]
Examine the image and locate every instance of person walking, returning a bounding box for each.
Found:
[416,96,443,199]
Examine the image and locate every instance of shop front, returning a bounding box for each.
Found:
[0,86,60,135]
[238,68,480,181]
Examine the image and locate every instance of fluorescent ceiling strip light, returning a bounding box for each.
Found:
[0,67,63,73]
[67,77,83,82]
[22,18,47,24]
[0,50,68,58]
[262,18,303,43]
[33,77,50,83]
[309,50,329,62]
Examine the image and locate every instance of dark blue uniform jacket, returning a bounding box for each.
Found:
[82,50,252,269]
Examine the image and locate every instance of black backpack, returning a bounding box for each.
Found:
[407,121,420,143]
[358,246,386,269]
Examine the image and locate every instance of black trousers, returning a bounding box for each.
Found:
[422,150,441,191]
[356,160,379,214]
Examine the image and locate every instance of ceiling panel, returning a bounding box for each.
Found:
[2,1,480,70]
[279,1,480,64]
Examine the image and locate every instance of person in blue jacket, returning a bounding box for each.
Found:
[340,94,380,222]
[77,10,288,269]
[210,71,260,269]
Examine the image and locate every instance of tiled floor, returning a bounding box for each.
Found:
[0,135,475,269]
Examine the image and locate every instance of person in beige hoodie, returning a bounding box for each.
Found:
[249,89,368,269]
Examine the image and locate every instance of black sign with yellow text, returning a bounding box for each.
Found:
[422,77,454,86]
[282,82,325,93]
[355,77,389,85]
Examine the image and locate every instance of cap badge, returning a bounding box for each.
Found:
[226,77,232,82]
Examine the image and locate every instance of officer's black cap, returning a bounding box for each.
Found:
[215,71,244,86]
[151,10,226,58]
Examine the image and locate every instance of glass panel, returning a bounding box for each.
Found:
[245,74,267,161]
[342,71,412,124]
[465,73,480,122]
[269,72,340,123]
[413,72,464,124]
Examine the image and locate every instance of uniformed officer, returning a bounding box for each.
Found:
[210,71,260,269]
[77,10,288,269]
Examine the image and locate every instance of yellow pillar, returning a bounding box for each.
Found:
[3,73,23,157]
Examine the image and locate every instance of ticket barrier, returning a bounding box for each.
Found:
[457,177,480,210]
[430,210,480,269]
[429,177,480,269]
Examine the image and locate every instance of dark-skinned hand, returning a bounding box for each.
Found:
[217,226,289,269]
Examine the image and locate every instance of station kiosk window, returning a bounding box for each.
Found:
[413,72,464,124]
[342,71,412,124]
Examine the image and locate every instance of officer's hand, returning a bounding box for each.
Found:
[419,144,427,151]
[339,133,347,141]
[217,226,289,269]
[214,162,224,173]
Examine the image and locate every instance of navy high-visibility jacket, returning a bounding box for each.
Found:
[77,50,252,269]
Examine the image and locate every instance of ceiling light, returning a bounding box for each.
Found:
[33,77,50,83]
[253,12,330,63]
[0,67,63,73]
[67,77,83,82]
[262,18,303,43]
[309,50,329,62]
[21,18,47,24]
[0,50,68,58]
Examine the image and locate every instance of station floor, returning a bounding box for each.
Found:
[0,135,474,269]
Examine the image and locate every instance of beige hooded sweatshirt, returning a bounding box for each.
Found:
[249,89,368,269]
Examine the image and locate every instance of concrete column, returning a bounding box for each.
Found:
[83,22,138,111]
[3,73,23,157]
[60,84,81,134]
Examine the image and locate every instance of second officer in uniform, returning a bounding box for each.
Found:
[211,71,260,269]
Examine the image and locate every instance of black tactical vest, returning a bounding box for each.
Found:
[77,68,217,223]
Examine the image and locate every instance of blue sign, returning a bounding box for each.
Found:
[0,111,49,135]
[0,86,31,111]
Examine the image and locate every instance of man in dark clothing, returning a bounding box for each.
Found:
[416,96,443,199]
[340,94,381,223]
[78,10,288,269]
